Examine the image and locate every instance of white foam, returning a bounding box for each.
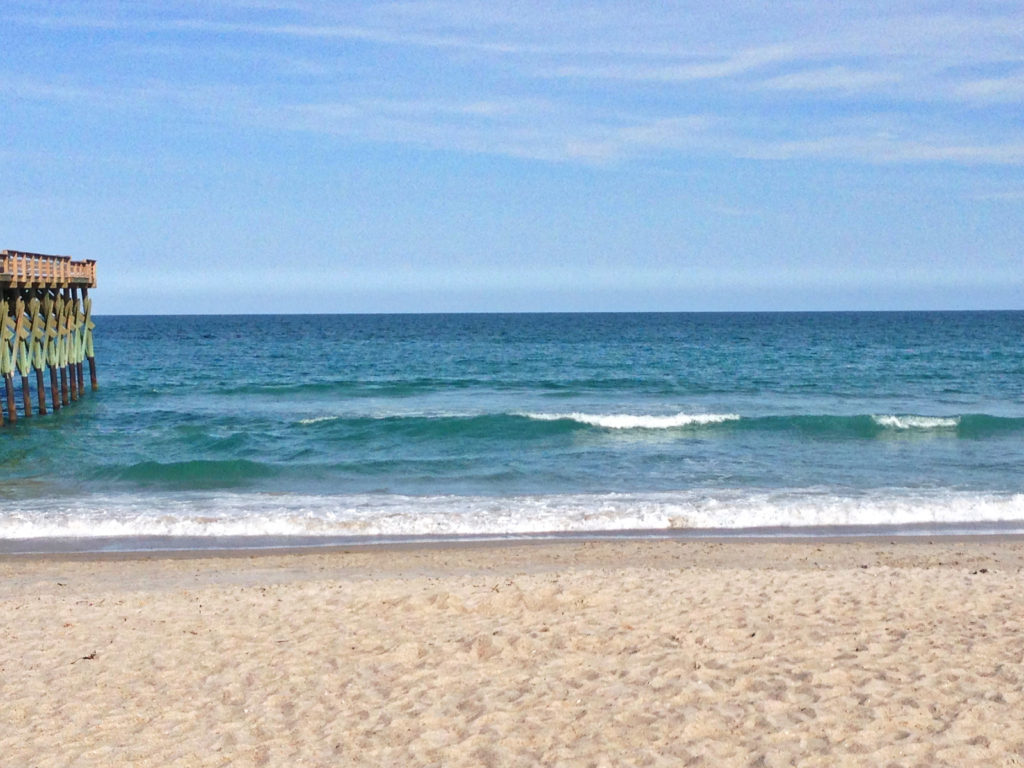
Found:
[873,415,960,430]
[524,412,741,429]
[2,489,1023,541]
[297,415,341,425]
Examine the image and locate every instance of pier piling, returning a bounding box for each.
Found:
[82,287,97,390]
[3,374,14,425]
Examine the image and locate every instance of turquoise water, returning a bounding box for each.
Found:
[2,312,1023,548]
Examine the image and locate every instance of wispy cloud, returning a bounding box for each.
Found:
[4,1,1024,167]
[740,135,1024,166]
[954,72,1024,104]
[277,97,717,164]
[547,46,798,83]
[760,66,903,94]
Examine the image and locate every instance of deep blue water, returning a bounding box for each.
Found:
[2,312,1023,547]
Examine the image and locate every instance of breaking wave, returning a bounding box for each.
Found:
[872,415,960,430]
[522,412,741,429]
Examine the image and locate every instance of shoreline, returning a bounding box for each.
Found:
[5,518,1024,558]
[6,534,1024,586]
[4,537,1024,765]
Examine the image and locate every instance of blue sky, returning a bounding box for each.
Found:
[2,1,1022,313]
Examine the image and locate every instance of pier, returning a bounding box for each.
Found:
[0,250,97,425]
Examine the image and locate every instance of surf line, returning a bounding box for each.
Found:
[0,250,98,425]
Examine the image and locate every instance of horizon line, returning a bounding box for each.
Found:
[92,308,1023,317]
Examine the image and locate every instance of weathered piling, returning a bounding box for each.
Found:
[83,287,97,390]
[29,296,47,415]
[42,292,60,412]
[16,295,32,418]
[1,250,96,426]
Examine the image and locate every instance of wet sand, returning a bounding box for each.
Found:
[3,537,1024,766]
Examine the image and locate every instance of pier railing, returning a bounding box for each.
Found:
[0,250,97,288]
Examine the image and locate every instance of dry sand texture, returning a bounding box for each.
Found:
[2,538,1024,767]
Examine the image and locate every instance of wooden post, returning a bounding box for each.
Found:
[1,293,14,425]
[56,291,70,406]
[64,290,77,403]
[29,293,47,415]
[36,366,47,415]
[68,362,78,401]
[21,374,31,418]
[4,373,15,425]
[43,292,60,411]
[82,287,97,389]
[73,287,85,394]
[13,295,31,418]
[50,365,61,412]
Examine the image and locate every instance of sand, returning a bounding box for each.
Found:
[2,537,1024,767]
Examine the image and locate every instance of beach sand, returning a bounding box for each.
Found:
[3,537,1024,767]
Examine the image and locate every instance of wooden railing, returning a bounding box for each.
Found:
[0,250,96,287]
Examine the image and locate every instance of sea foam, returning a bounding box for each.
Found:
[872,415,960,430]
[3,489,1023,545]
[297,415,342,425]
[523,412,741,429]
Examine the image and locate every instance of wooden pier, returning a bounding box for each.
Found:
[0,250,97,425]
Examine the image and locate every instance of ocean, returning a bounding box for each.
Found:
[1,311,1023,552]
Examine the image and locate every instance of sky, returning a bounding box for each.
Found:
[2,1,1022,314]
